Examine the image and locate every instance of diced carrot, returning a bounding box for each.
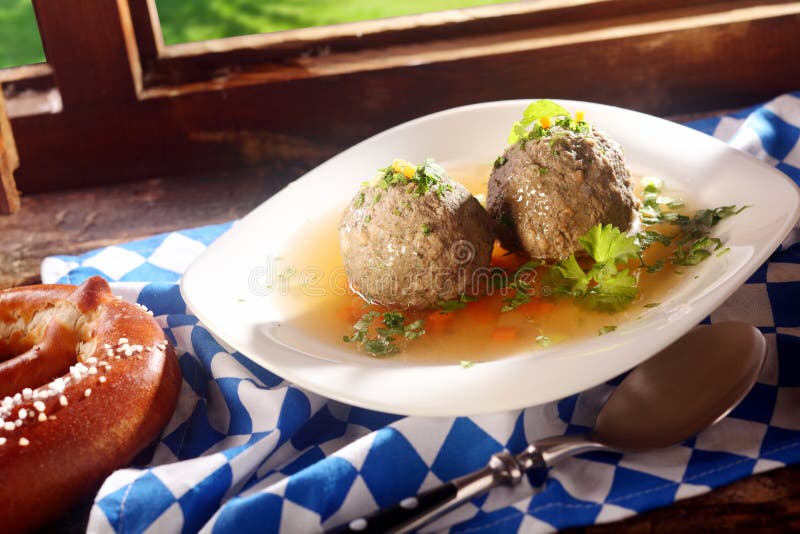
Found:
[514,298,556,316]
[466,298,495,325]
[491,242,524,271]
[392,158,416,178]
[426,311,454,334]
[490,326,518,343]
[575,110,585,122]
[337,306,355,322]
[539,116,552,128]
[538,300,556,314]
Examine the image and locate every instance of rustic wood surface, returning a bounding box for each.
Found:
[0,86,20,214]
[5,0,800,194]
[1,157,799,532]
[31,0,142,107]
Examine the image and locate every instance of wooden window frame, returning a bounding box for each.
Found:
[0,0,799,201]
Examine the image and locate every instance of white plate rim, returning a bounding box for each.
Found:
[181,99,800,416]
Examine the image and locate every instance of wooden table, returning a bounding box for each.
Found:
[2,162,800,532]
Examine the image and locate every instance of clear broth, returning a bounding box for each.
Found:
[274,162,683,364]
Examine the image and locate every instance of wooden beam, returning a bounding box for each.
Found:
[0,87,20,214]
[6,0,800,193]
[128,0,163,67]
[32,0,142,107]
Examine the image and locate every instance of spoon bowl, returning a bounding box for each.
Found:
[338,321,767,533]
[594,321,766,451]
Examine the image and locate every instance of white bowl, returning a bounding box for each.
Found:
[181,100,800,416]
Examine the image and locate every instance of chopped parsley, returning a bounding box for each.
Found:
[364,215,371,223]
[493,155,508,169]
[669,206,747,265]
[508,100,590,144]
[501,260,543,312]
[438,293,477,313]
[509,100,572,144]
[354,192,365,208]
[343,311,426,356]
[637,178,747,268]
[421,223,432,236]
[546,224,640,312]
[598,325,617,336]
[539,166,550,175]
[376,158,454,198]
[553,116,591,134]
[644,302,661,308]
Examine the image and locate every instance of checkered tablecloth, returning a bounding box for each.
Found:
[42,93,800,533]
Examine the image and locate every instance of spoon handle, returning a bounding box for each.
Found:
[332,451,539,534]
[332,434,608,534]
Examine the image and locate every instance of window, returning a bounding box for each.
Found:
[1,0,798,201]
[155,0,521,45]
[0,1,45,68]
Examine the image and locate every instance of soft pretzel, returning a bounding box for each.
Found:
[0,276,181,533]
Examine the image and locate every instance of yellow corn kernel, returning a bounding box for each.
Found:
[539,116,552,129]
[575,111,585,122]
[392,159,416,178]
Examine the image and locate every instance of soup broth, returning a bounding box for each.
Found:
[273,162,684,364]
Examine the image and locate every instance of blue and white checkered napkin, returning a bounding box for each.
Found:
[42,93,800,533]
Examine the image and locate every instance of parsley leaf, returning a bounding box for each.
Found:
[508,100,572,144]
[344,311,426,356]
[547,224,641,311]
[376,158,453,198]
[438,293,477,313]
[579,224,639,265]
[501,261,543,312]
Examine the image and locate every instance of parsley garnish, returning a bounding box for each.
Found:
[493,155,507,169]
[354,192,365,208]
[343,311,426,356]
[421,223,432,236]
[508,100,572,143]
[553,116,590,134]
[501,261,543,312]
[598,325,617,336]
[375,158,454,198]
[546,224,640,312]
[644,302,661,308]
[637,178,747,268]
[438,293,477,313]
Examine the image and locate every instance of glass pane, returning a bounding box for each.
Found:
[0,0,45,68]
[156,0,521,45]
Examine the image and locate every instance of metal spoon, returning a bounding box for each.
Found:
[336,321,766,534]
